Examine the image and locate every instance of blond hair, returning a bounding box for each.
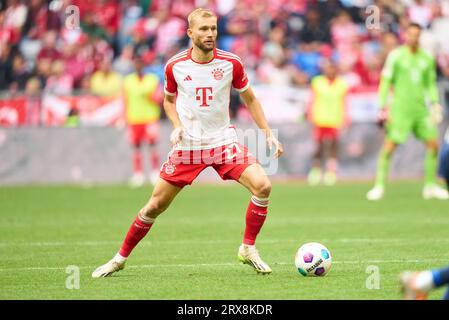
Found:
[187,8,217,27]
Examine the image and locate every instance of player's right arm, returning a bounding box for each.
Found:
[164,63,183,145]
[378,50,398,108]
[378,49,399,125]
[163,94,183,145]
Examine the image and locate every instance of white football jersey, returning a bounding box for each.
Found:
[164,47,250,150]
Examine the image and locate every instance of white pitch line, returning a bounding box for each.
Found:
[1,259,448,272]
[1,238,449,247]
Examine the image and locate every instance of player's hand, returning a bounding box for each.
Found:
[266,132,284,158]
[430,103,443,125]
[377,107,389,128]
[170,127,184,146]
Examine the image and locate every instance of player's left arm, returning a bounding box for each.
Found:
[240,87,284,158]
[426,57,443,124]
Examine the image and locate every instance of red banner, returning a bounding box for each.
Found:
[0,98,27,126]
[41,95,123,126]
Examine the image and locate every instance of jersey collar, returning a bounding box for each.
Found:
[188,47,217,64]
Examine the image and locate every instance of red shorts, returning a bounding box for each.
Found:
[128,122,160,146]
[314,127,339,143]
[160,142,257,188]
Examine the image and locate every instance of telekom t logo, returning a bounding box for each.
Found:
[195,87,213,107]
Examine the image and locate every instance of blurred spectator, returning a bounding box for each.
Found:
[112,44,135,76]
[257,53,299,86]
[78,74,92,95]
[0,0,447,120]
[61,44,87,88]
[45,60,73,95]
[231,33,263,71]
[307,59,349,186]
[220,1,257,51]
[33,57,51,88]
[380,31,400,59]
[262,26,286,63]
[10,53,30,92]
[22,0,61,41]
[95,0,120,38]
[438,51,449,80]
[290,42,322,81]
[339,58,362,90]
[316,0,344,23]
[0,44,13,90]
[123,55,162,186]
[3,0,28,45]
[331,10,360,66]
[299,8,331,45]
[90,59,122,97]
[36,31,61,62]
[152,8,187,56]
[0,11,14,46]
[116,0,143,51]
[82,36,114,74]
[24,76,41,125]
[81,12,111,43]
[397,15,412,43]
[408,0,434,28]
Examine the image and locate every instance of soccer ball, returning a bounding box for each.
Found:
[295,242,332,277]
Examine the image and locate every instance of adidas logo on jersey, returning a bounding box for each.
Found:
[184,75,192,81]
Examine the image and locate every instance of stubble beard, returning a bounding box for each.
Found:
[194,38,215,53]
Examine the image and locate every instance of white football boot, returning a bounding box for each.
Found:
[400,272,428,300]
[422,184,449,200]
[366,185,384,201]
[149,171,160,186]
[238,244,272,274]
[307,168,321,186]
[129,172,145,188]
[92,258,126,278]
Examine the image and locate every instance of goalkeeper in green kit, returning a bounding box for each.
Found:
[367,23,449,200]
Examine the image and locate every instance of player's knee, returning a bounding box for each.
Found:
[254,179,271,198]
[142,197,168,218]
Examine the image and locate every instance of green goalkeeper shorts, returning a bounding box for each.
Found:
[386,113,438,144]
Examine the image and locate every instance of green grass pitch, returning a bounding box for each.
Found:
[0,182,448,299]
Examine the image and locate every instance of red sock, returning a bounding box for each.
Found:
[133,150,143,174]
[150,151,160,171]
[243,196,269,245]
[119,211,154,258]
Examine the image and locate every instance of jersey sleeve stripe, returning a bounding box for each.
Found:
[216,50,242,61]
[164,89,176,96]
[216,49,241,57]
[235,82,250,93]
[216,52,243,64]
[167,49,188,61]
[165,53,188,68]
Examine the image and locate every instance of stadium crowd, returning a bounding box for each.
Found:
[1,0,449,121]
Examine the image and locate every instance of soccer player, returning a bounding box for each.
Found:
[124,55,163,187]
[401,266,449,300]
[307,59,348,186]
[366,23,449,200]
[439,127,449,189]
[92,8,283,277]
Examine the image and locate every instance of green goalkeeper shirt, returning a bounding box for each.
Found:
[379,45,439,115]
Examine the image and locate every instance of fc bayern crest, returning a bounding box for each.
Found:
[212,68,224,80]
[164,163,176,175]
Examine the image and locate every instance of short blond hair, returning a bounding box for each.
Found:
[187,8,217,28]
